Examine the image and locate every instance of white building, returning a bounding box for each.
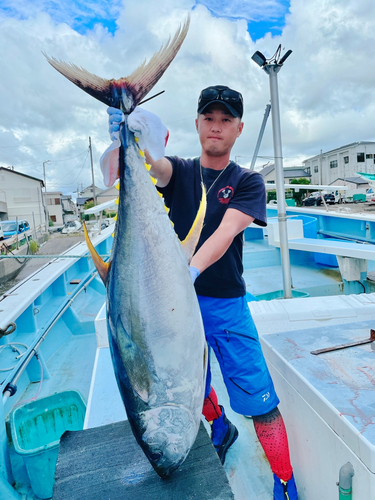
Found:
[303,142,375,186]
[46,192,78,226]
[0,167,45,230]
[46,192,64,226]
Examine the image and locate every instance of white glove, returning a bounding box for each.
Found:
[100,107,169,187]
[107,107,124,141]
[128,107,169,161]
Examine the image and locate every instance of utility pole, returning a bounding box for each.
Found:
[43,160,50,232]
[252,45,293,299]
[89,137,96,206]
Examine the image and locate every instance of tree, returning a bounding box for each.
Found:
[289,178,310,206]
[84,200,95,210]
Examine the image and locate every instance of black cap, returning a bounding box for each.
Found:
[197,85,243,118]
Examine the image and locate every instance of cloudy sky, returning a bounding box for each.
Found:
[1,0,375,198]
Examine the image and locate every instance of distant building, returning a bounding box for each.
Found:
[303,142,375,185]
[80,184,103,200]
[0,166,45,230]
[96,185,118,211]
[76,184,104,216]
[329,176,370,191]
[46,192,63,225]
[61,195,77,223]
[259,164,311,184]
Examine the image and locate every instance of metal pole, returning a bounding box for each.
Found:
[43,161,50,231]
[319,150,323,185]
[16,216,18,250]
[32,212,36,240]
[250,104,271,171]
[264,64,292,298]
[89,137,96,206]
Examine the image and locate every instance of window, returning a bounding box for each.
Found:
[330,160,338,169]
[357,153,365,162]
[54,198,61,205]
[366,154,373,159]
[50,215,57,222]
[343,156,349,164]
[314,166,318,173]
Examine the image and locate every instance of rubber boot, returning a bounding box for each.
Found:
[273,473,298,500]
[211,405,239,464]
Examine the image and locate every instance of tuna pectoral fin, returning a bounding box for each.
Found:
[83,223,110,284]
[116,317,153,403]
[180,184,207,263]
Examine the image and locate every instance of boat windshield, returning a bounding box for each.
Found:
[2,222,17,231]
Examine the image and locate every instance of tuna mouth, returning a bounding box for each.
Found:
[152,455,186,479]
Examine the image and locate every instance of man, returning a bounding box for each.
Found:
[105,85,298,500]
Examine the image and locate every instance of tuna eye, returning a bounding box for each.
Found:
[149,451,162,462]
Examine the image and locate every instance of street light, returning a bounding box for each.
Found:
[252,44,293,298]
[43,160,50,232]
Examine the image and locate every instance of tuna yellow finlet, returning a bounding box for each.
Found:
[150,176,157,185]
[134,137,139,143]
[181,184,206,263]
[145,163,151,171]
[115,198,119,205]
[139,150,145,158]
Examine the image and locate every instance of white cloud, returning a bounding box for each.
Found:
[1,0,375,198]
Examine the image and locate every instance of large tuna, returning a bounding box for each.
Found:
[45,16,208,477]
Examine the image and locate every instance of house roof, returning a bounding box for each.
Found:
[76,197,91,206]
[284,168,311,178]
[0,167,44,185]
[332,176,369,186]
[259,164,275,177]
[259,164,311,178]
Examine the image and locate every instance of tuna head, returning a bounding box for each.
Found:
[139,405,197,477]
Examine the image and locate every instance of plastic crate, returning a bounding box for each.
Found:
[10,391,86,499]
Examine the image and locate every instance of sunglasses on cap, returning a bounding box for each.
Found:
[199,87,243,103]
[197,86,243,117]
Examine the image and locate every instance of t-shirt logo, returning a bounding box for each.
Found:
[217,186,234,204]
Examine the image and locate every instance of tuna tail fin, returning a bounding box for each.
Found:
[83,223,111,284]
[180,184,206,263]
[43,15,190,112]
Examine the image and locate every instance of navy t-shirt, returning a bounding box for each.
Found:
[158,157,267,298]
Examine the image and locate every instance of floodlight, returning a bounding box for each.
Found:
[278,50,292,65]
[251,51,267,67]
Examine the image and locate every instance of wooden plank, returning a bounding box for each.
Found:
[53,420,234,500]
